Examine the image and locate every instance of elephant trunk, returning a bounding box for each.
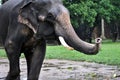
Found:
[64,25,101,54]
[56,11,102,55]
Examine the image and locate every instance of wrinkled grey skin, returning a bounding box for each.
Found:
[0,0,101,80]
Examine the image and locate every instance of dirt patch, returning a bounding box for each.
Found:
[0,58,120,80]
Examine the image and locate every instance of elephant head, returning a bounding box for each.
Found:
[18,0,102,55]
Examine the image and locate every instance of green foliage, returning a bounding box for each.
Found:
[64,0,97,27]
[63,0,120,27]
[94,0,114,22]
[110,0,120,22]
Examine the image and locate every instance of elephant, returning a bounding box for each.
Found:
[0,0,102,80]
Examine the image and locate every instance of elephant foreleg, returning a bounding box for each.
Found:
[5,40,21,80]
[28,39,46,80]
[24,49,33,77]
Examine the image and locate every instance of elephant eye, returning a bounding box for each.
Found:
[46,13,56,23]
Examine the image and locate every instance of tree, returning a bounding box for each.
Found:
[110,0,120,22]
[63,0,97,27]
[63,0,120,40]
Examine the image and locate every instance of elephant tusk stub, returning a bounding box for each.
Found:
[38,15,45,21]
[59,36,74,50]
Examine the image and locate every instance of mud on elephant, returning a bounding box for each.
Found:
[0,0,102,80]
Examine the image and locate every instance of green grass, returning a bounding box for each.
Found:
[0,41,120,65]
[0,49,7,57]
[46,41,120,65]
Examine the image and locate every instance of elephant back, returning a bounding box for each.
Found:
[0,0,22,45]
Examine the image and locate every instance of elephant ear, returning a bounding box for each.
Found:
[20,0,34,9]
[18,0,38,34]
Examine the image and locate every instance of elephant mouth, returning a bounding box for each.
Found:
[58,36,74,50]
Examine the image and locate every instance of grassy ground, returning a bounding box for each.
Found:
[0,40,120,65]
[46,41,120,65]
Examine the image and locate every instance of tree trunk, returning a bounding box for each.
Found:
[101,18,106,39]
